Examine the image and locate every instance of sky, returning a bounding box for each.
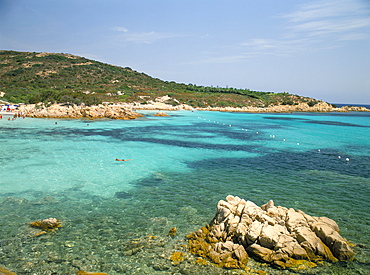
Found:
[1,0,370,104]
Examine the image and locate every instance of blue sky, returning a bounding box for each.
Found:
[1,0,369,104]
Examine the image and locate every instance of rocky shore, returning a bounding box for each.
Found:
[121,99,369,113]
[17,103,143,119]
[187,195,354,270]
[197,101,370,113]
[11,99,369,120]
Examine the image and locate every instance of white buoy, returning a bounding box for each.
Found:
[338,156,341,159]
[297,143,300,145]
[318,149,321,152]
[346,158,350,162]
[256,132,259,134]
[283,139,286,141]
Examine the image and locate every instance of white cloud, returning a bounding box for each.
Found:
[124,31,179,44]
[282,0,354,22]
[239,0,370,57]
[338,32,369,41]
[112,26,184,44]
[240,39,277,49]
[112,26,129,32]
[183,0,370,65]
[183,54,248,65]
[240,37,321,57]
[283,0,370,40]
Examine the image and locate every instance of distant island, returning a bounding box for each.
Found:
[0,50,368,118]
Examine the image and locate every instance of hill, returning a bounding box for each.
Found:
[0,50,320,108]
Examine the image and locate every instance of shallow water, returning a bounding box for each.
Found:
[0,111,369,274]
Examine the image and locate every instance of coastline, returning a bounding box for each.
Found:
[4,101,370,120]
[97,100,370,113]
[15,103,143,119]
[0,111,16,115]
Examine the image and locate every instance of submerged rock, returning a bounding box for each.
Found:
[187,195,354,270]
[168,227,177,237]
[29,217,61,231]
[168,251,185,265]
[153,111,169,117]
[114,191,133,199]
[0,265,16,275]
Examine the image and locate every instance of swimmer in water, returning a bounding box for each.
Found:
[116,158,132,161]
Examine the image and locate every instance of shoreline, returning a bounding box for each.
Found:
[104,101,370,113]
[3,101,370,120]
[0,112,15,115]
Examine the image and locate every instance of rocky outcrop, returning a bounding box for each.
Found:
[15,101,369,118]
[187,195,354,270]
[335,106,370,112]
[152,112,169,117]
[124,101,369,113]
[197,102,369,113]
[18,104,143,119]
[197,101,336,113]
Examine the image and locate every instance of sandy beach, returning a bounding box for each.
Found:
[0,111,16,115]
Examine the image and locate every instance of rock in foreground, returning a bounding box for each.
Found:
[29,217,61,231]
[187,195,354,270]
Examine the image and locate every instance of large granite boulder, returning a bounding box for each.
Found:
[18,103,143,119]
[187,195,354,270]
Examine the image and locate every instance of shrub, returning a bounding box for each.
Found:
[282,100,294,105]
[307,101,318,107]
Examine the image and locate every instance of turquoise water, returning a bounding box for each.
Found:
[0,111,369,274]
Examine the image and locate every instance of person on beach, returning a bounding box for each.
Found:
[116,158,132,161]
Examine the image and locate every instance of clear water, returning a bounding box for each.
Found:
[0,111,369,274]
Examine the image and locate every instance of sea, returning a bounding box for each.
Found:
[0,110,369,275]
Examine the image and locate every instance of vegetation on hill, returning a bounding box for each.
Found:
[0,50,319,107]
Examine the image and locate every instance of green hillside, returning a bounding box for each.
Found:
[0,50,318,107]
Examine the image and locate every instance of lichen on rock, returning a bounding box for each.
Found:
[187,195,354,270]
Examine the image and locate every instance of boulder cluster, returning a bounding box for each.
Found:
[187,195,354,270]
[198,101,369,113]
[18,103,143,119]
